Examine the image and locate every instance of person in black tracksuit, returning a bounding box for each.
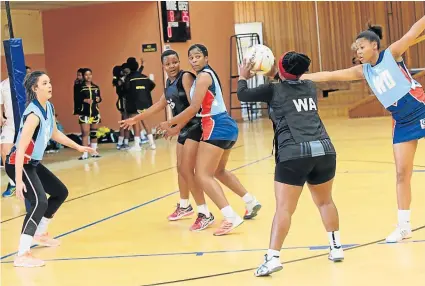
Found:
[113,65,130,150]
[74,68,102,159]
[124,58,156,150]
[73,68,85,116]
[237,52,344,277]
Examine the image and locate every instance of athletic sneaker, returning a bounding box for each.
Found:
[14,251,45,268]
[255,254,283,277]
[328,247,344,262]
[190,213,215,231]
[91,154,101,158]
[244,198,262,219]
[129,145,142,152]
[34,233,61,247]
[167,204,194,221]
[386,224,412,243]
[213,216,244,236]
[2,184,16,197]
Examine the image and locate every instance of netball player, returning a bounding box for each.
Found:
[302,16,425,243]
[159,44,261,236]
[238,52,344,276]
[121,50,216,230]
[74,68,102,160]
[5,71,95,267]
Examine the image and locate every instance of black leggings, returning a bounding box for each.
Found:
[5,163,68,236]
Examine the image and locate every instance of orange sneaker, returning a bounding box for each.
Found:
[213,216,244,236]
[14,251,45,268]
[34,233,61,247]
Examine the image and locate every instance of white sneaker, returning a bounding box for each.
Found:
[385,224,412,243]
[129,145,142,152]
[255,254,283,277]
[150,143,156,150]
[244,198,262,219]
[328,247,344,262]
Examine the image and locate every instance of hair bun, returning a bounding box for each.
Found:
[367,24,383,40]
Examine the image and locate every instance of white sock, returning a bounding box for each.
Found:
[124,138,129,145]
[9,178,15,186]
[398,210,411,226]
[267,249,280,258]
[179,199,190,208]
[82,151,88,159]
[118,136,124,145]
[90,143,98,151]
[242,193,254,204]
[35,217,51,235]
[197,204,210,217]
[134,137,141,147]
[147,134,155,145]
[18,234,33,256]
[220,205,236,220]
[328,231,342,249]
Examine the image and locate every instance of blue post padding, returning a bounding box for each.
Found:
[3,38,26,142]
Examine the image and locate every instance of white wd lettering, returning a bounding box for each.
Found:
[372,70,396,95]
[293,98,317,112]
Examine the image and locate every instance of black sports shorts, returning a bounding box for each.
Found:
[203,140,236,150]
[275,154,336,186]
[177,124,203,145]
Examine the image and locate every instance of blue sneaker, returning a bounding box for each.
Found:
[2,184,16,197]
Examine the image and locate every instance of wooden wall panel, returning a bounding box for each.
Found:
[234,1,320,72]
[316,1,389,71]
[235,1,424,72]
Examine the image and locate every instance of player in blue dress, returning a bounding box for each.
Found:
[302,16,425,243]
[5,71,95,267]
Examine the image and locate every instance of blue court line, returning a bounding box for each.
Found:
[0,244,358,264]
[0,154,272,261]
[3,240,425,264]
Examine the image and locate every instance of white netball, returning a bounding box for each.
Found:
[243,44,275,75]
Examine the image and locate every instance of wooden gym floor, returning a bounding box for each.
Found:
[1,117,424,286]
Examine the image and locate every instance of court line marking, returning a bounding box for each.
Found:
[140,225,425,286]
[0,153,272,261]
[0,244,359,264]
[0,144,245,224]
[3,239,425,264]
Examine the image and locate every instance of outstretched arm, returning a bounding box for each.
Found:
[119,95,168,129]
[390,16,425,59]
[237,80,274,103]
[237,59,274,103]
[300,65,364,82]
[51,119,96,154]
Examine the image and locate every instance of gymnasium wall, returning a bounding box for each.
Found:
[42,1,236,133]
[234,1,425,72]
[1,9,46,80]
[159,1,238,119]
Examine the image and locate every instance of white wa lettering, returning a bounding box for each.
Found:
[372,70,396,95]
[292,98,317,112]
